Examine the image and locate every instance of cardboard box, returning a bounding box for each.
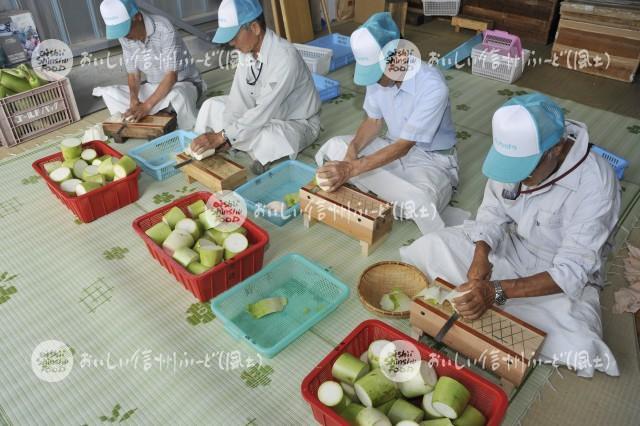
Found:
[0,10,40,64]
[355,0,386,23]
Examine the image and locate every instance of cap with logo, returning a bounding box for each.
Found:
[213,0,263,44]
[350,12,400,86]
[482,93,566,184]
[100,0,139,40]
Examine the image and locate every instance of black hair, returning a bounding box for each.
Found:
[256,14,266,31]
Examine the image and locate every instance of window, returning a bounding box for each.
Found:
[7,0,221,55]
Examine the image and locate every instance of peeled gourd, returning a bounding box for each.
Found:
[332,353,370,385]
[145,222,172,245]
[60,138,82,160]
[380,289,411,312]
[163,207,187,229]
[431,377,471,420]
[162,230,194,256]
[50,167,72,183]
[113,155,136,179]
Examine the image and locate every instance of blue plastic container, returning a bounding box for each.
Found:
[592,145,629,180]
[128,130,196,181]
[235,160,316,226]
[211,253,350,358]
[307,33,354,72]
[313,73,341,102]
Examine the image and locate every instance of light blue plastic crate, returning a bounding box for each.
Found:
[236,160,316,226]
[307,33,354,71]
[592,145,629,180]
[128,130,196,181]
[211,253,350,358]
[313,73,341,102]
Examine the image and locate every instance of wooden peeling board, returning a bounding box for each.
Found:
[299,182,394,255]
[103,113,177,141]
[410,278,546,386]
[177,153,247,192]
[279,0,314,43]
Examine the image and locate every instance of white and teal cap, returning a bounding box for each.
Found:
[350,12,400,86]
[483,93,566,183]
[213,0,263,44]
[100,0,139,40]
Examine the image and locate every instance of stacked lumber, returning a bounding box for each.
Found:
[552,1,640,82]
[462,0,561,44]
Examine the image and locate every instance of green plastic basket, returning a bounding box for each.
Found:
[211,254,350,358]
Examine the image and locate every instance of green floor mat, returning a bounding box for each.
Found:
[1,66,639,425]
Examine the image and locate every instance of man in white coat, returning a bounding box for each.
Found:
[190,0,321,174]
[314,13,459,235]
[94,0,203,130]
[401,93,621,377]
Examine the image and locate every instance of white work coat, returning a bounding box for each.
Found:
[195,29,321,164]
[401,120,621,377]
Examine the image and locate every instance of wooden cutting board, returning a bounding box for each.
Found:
[102,113,177,143]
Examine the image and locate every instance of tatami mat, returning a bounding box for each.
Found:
[0,64,639,425]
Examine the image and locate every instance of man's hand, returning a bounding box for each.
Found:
[124,99,140,121]
[467,241,492,281]
[467,256,492,281]
[191,132,226,155]
[317,160,356,192]
[342,142,358,163]
[453,280,495,320]
[131,102,151,123]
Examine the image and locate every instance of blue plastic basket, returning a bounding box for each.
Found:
[307,33,354,72]
[313,73,341,102]
[592,145,628,180]
[211,253,350,358]
[235,160,316,226]
[128,130,197,181]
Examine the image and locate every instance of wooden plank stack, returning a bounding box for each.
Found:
[551,1,640,82]
[462,0,561,44]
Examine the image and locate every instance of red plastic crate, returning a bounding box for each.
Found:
[301,320,508,426]
[132,192,270,302]
[32,141,141,223]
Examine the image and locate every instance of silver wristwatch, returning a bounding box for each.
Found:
[492,280,507,306]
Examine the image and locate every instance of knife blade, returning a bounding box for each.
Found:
[434,311,459,345]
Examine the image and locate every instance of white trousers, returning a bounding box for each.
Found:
[315,135,461,235]
[400,227,619,377]
[194,96,321,165]
[93,82,198,130]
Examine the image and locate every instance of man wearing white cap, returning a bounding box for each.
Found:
[401,93,621,377]
[314,13,459,235]
[93,0,203,130]
[190,0,321,174]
